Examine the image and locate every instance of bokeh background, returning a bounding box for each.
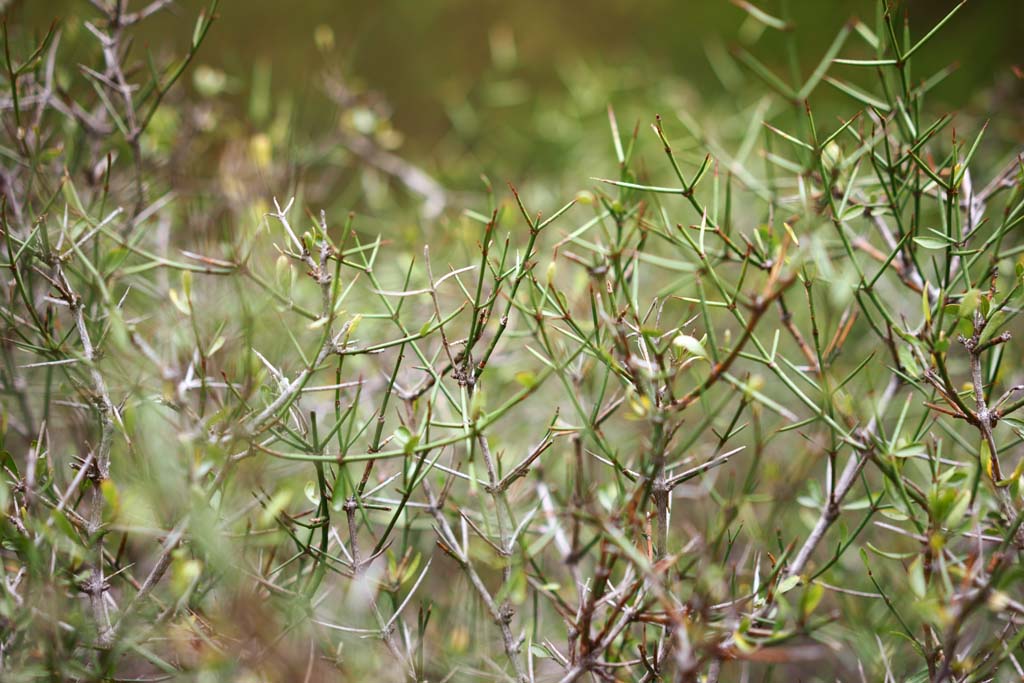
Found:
[16,0,1024,202]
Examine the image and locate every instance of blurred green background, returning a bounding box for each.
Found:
[179,0,1019,135]
[13,0,1024,213]
[18,3,1022,135]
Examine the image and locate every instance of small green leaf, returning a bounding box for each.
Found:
[169,289,191,316]
[180,270,193,299]
[944,491,971,529]
[530,643,552,659]
[913,236,949,250]
[957,317,974,338]
[514,371,537,389]
[897,345,921,376]
[393,425,419,454]
[921,283,932,325]
[777,575,801,595]
[207,335,226,355]
[908,556,927,599]
[880,507,910,522]
[980,439,993,479]
[958,288,981,318]
[980,295,992,319]
[101,479,121,520]
[801,582,825,618]
[890,443,926,459]
[51,508,80,542]
[979,310,1007,347]
[304,481,321,505]
[866,542,916,560]
[672,334,707,358]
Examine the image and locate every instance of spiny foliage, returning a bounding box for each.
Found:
[1,2,1024,682]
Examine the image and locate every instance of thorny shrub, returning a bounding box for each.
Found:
[1,2,1024,682]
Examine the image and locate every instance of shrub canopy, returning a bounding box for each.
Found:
[1,2,1024,682]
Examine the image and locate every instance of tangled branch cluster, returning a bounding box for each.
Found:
[1,2,1023,682]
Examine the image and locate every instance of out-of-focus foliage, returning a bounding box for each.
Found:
[1,1,1023,682]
